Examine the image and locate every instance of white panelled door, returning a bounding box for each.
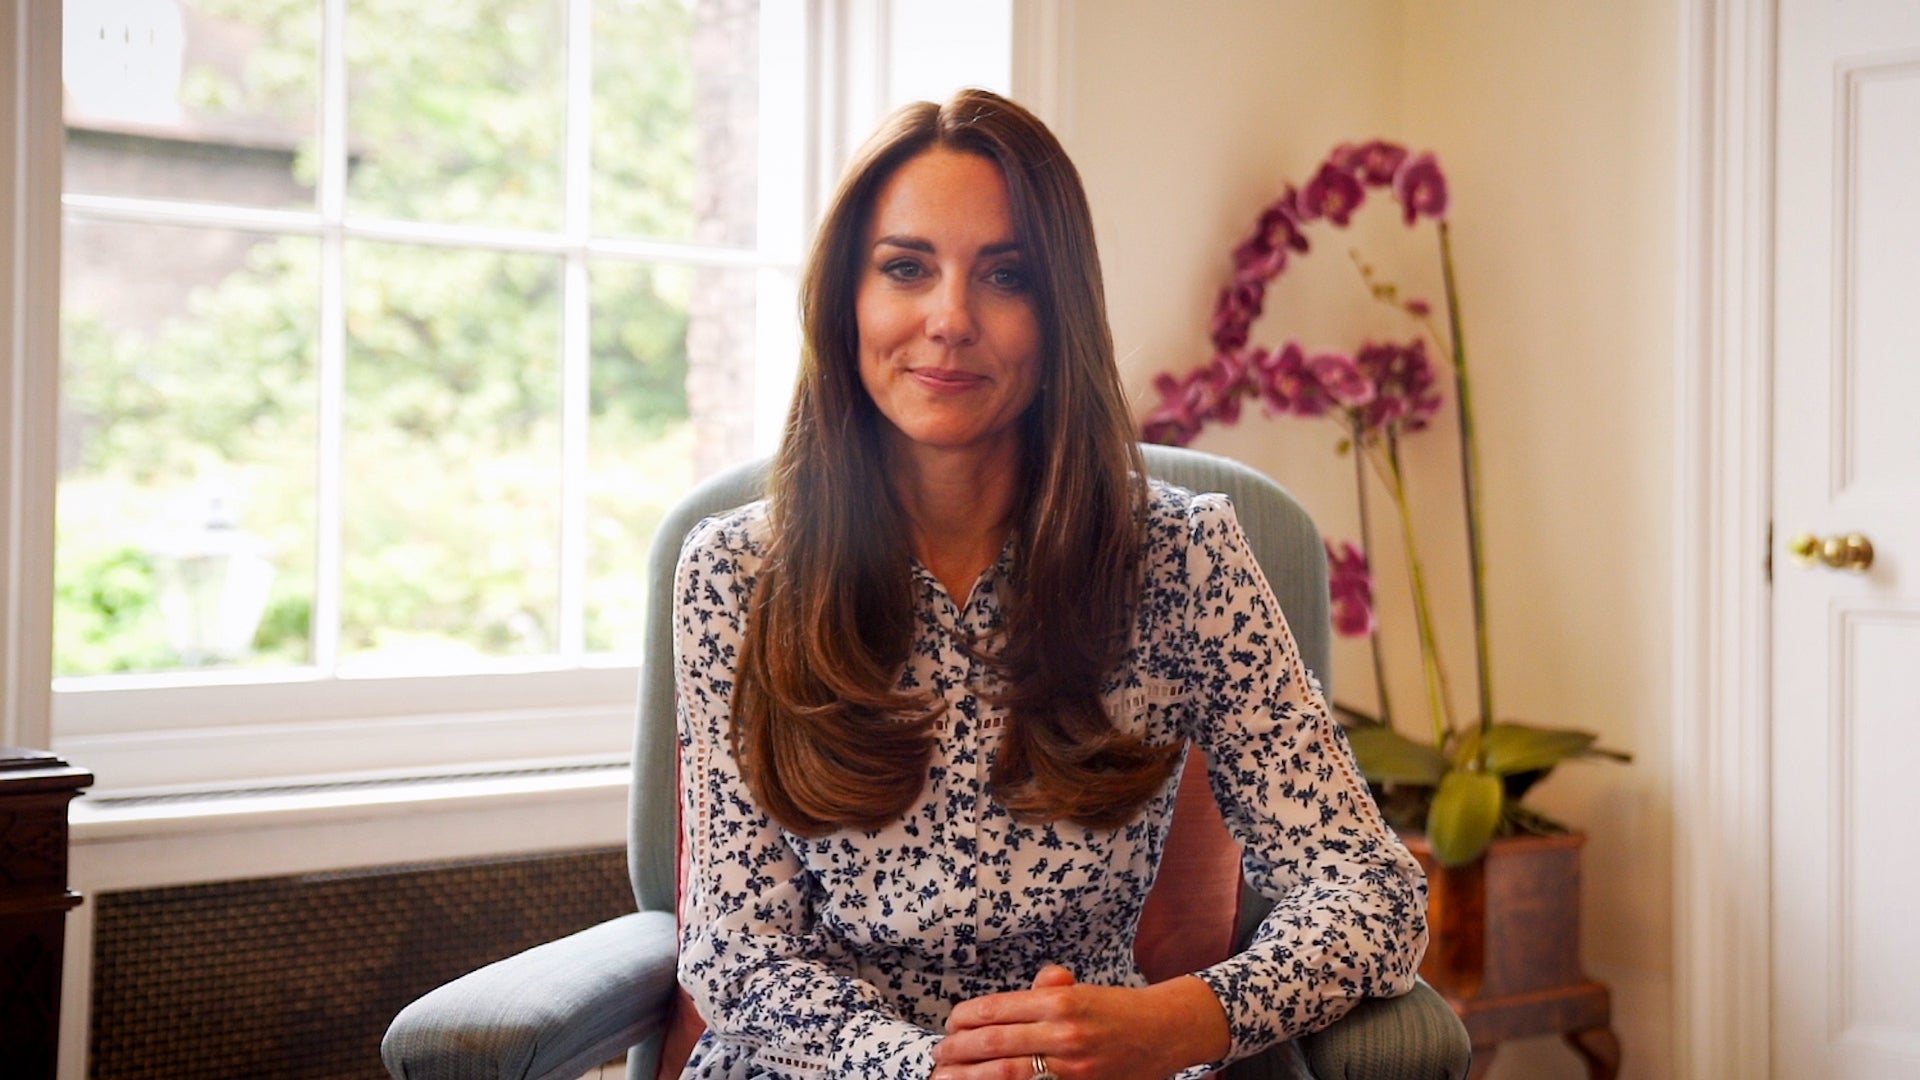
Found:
[1772,1,1920,1076]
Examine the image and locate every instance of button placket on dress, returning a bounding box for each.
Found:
[909,561,987,971]
[955,568,1005,971]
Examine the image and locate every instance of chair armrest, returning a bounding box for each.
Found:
[1296,980,1472,1080]
[383,910,680,1080]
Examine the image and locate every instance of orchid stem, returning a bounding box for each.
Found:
[1350,417,1395,730]
[1372,435,1457,749]
[1439,222,1495,740]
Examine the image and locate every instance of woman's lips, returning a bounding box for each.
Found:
[909,367,987,393]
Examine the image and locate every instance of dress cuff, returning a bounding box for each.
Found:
[1192,958,1284,1064]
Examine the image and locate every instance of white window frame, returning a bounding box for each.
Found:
[8,0,1049,796]
[47,0,814,793]
[4,0,64,756]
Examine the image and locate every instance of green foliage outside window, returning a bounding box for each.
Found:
[56,0,731,675]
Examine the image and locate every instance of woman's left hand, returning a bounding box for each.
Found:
[929,965,1230,1080]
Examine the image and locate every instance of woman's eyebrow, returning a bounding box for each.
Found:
[872,235,1024,257]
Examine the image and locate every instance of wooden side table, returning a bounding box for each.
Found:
[0,748,93,1080]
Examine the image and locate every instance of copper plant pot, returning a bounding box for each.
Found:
[1399,831,1620,1077]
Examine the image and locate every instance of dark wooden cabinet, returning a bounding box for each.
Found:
[0,748,92,1080]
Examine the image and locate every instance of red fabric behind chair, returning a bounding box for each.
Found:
[1134,749,1245,984]
[656,987,705,1079]
[660,779,705,1079]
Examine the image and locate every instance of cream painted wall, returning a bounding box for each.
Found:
[1058,0,1409,604]
[1058,3,1681,1077]
[1396,5,1679,1078]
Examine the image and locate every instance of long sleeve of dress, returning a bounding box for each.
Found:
[672,513,940,1079]
[1178,494,1429,1064]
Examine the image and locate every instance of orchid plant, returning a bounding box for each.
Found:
[1143,141,1626,866]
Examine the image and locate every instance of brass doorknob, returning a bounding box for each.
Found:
[1787,532,1875,572]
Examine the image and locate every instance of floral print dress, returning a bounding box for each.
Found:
[672,482,1427,1079]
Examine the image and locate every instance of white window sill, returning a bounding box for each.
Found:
[54,665,643,794]
[69,760,634,893]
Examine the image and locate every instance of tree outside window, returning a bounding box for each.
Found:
[58,0,781,679]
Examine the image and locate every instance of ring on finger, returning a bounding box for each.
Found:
[1029,1053,1060,1080]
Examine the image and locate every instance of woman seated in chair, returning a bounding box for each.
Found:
[672,89,1427,1080]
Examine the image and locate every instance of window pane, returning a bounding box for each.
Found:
[58,218,320,675]
[592,0,758,245]
[347,0,567,229]
[585,260,760,654]
[584,260,688,655]
[63,0,321,209]
[341,241,563,671]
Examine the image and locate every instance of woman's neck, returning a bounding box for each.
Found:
[888,439,1022,603]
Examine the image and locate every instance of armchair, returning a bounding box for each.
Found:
[382,444,1470,1080]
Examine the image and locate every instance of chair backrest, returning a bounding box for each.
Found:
[624,445,1329,1075]
[1130,444,1330,980]
[629,456,772,915]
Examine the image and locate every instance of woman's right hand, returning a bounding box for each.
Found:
[930,964,1229,1080]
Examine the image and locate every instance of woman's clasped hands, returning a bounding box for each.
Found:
[931,964,1231,1080]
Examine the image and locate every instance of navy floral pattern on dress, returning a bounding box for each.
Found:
[673,481,1427,1079]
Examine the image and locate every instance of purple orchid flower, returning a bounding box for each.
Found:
[1145,142,1458,456]
[1211,348,1255,395]
[1331,140,1409,187]
[1207,356,1247,425]
[1308,351,1377,409]
[1327,142,1366,174]
[1303,162,1365,227]
[1355,141,1410,186]
[1141,373,1200,446]
[1325,539,1375,638]
[1210,281,1265,353]
[1254,343,1334,418]
[1354,340,1444,434]
[1232,232,1287,284]
[1259,196,1312,254]
[1143,367,1230,447]
[1393,152,1448,225]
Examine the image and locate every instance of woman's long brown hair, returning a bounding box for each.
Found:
[731,89,1176,836]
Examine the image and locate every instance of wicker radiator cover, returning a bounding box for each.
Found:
[89,848,633,1080]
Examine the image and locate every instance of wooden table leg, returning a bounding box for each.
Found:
[1465,1043,1498,1080]
[1565,1026,1621,1080]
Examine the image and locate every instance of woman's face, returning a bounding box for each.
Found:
[855,148,1042,464]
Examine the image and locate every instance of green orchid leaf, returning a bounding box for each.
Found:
[1483,721,1633,772]
[1426,769,1504,866]
[1345,724,1448,786]
[1479,723,1599,775]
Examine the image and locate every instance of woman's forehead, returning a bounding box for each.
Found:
[864,149,1019,250]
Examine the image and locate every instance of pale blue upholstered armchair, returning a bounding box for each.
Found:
[382,443,1470,1080]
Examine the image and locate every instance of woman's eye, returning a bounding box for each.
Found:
[986,265,1028,291]
[881,258,924,282]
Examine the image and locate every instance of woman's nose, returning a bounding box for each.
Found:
[926,279,978,346]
